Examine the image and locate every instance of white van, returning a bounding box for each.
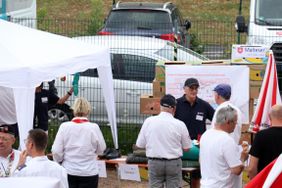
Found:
[0,0,36,28]
[235,0,282,89]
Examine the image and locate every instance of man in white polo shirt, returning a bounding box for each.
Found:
[200,105,248,188]
[136,94,192,188]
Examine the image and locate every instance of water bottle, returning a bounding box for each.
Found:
[72,73,80,96]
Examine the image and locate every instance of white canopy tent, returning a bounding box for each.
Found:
[0,19,118,149]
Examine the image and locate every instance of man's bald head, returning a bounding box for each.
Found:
[270,105,282,126]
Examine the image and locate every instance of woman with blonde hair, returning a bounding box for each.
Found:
[52,97,106,188]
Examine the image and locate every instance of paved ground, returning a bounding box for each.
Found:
[99,168,250,188]
[99,168,149,188]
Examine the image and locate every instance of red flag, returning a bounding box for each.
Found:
[245,154,282,188]
[249,51,282,133]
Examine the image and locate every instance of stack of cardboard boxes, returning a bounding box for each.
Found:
[140,61,185,114]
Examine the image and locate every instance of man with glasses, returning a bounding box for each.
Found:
[200,105,249,188]
[174,77,214,188]
[0,124,20,177]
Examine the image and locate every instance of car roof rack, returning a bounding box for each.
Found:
[115,1,121,8]
[114,1,174,11]
[163,2,173,9]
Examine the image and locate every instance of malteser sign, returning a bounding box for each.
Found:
[231,45,269,64]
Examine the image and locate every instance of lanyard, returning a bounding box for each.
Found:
[0,150,14,177]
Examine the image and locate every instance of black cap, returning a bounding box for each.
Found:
[184,78,199,87]
[160,94,177,108]
[0,124,15,136]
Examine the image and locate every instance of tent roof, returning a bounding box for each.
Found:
[0,19,118,149]
[0,19,110,88]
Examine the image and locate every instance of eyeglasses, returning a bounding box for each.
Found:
[0,136,9,142]
[187,86,199,91]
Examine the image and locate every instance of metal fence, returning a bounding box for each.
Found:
[13,18,248,60]
[10,18,282,154]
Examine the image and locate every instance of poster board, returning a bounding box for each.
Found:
[231,45,269,64]
[165,65,250,123]
[118,164,141,182]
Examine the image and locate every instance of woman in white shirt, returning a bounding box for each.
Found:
[52,97,106,188]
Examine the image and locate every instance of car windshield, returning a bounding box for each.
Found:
[106,10,172,30]
[155,42,208,61]
[255,0,282,26]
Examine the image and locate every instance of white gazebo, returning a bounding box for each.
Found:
[0,19,118,149]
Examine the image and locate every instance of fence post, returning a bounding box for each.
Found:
[237,0,243,44]
[174,34,178,61]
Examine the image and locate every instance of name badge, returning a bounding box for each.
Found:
[41,97,48,103]
[196,113,203,121]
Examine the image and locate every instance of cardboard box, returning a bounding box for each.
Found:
[248,64,266,81]
[202,60,230,65]
[250,86,261,99]
[241,124,250,133]
[155,65,165,82]
[153,79,165,98]
[155,61,186,82]
[250,80,262,98]
[140,95,160,115]
[239,132,251,145]
[250,80,263,87]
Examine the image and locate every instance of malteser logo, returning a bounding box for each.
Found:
[237,47,244,53]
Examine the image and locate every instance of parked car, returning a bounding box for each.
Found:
[48,36,208,126]
[98,1,191,48]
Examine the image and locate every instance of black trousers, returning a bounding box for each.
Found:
[68,174,99,188]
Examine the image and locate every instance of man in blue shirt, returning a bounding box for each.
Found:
[175,78,214,140]
[174,77,214,188]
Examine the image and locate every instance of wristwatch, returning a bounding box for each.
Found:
[17,164,26,171]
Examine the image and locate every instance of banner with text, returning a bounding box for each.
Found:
[166,65,250,123]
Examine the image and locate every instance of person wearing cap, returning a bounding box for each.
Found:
[0,124,21,177]
[211,83,243,144]
[136,94,192,188]
[200,105,249,188]
[13,129,68,188]
[174,77,214,188]
[211,84,245,188]
[34,82,73,133]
